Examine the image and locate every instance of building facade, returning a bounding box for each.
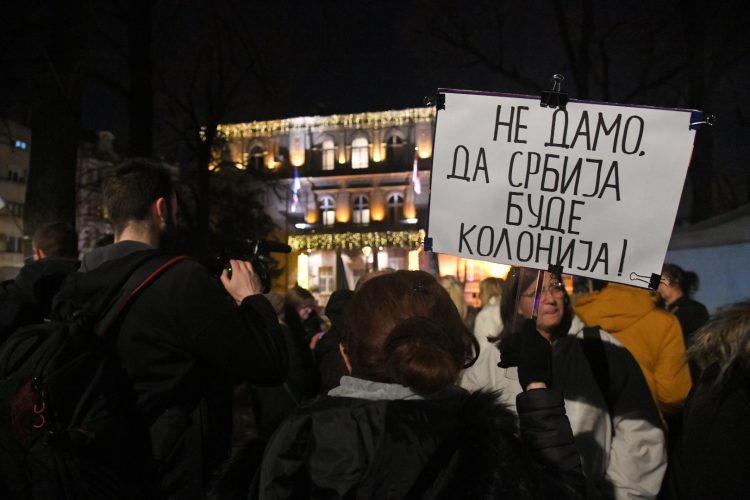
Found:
[0,121,31,279]
[217,107,508,305]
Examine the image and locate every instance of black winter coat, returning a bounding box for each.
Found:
[254,387,584,499]
[79,243,288,498]
[0,258,79,345]
[665,365,750,500]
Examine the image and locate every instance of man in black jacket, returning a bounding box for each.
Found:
[0,222,79,345]
[80,159,288,498]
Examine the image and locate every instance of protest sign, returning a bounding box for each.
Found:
[427,89,698,288]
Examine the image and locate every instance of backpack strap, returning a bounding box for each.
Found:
[580,326,613,417]
[95,255,189,337]
[65,255,189,430]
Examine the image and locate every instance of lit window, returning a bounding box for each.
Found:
[352,195,370,224]
[321,139,335,171]
[320,196,335,226]
[319,266,334,293]
[385,134,404,163]
[248,145,265,172]
[351,137,369,169]
[387,193,404,221]
[14,140,27,150]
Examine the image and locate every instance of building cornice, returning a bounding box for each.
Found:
[288,229,425,252]
[217,107,436,139]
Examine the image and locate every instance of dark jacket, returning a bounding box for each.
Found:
[0,257,79,344]
[313,289,353,393]
[255,385,584,499]
[80,242,287,498]
[666,296,709,346]
[665,365,750,500]
[250,321,319,439]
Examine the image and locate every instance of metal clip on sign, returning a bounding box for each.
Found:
[540,74,568,110]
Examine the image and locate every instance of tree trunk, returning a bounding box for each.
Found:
[24,1,89,236]
[128,0,154,157]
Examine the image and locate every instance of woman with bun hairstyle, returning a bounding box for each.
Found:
[255,270,585,499]
[658,263,709,346]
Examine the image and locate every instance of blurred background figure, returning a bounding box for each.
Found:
[312,289,352,393]
[473,277,504,341]
[0,222,79,345]
[575,280,692,420]
[247,288,319,440]
[658,263,709,346]
[284,285,323,347]
[664,300,750,500]
[438,275,477,333]
[220,288,321,500]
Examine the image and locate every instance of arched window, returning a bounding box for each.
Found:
[320,196,335,226]
[352,194,370,224]
[351,137,369,169]
[387,193,404,221]
[248,145,265,172]
[321,139,335,171]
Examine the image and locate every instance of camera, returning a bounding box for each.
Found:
[213,238,292,294]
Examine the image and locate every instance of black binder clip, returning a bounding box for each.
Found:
[629,272,663,290]
[689,111,716,130]
[540,74,568,110]
[424,94,445,110]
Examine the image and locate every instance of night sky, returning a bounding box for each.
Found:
[3,0,750,214]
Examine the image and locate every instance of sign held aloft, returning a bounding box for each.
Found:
[426,89,699,288]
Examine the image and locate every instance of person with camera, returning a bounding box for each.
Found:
[79,159,288,498]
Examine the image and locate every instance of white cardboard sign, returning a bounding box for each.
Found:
[427,89,698,288]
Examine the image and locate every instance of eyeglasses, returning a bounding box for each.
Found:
[520,282,565,299]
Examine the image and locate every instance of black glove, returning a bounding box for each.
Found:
[498,319,552,390]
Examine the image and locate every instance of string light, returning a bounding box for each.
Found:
[217,108,436,140]
[288,229,425,252]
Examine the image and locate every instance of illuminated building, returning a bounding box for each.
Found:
[217,107,507,303]
[0,121,30,279]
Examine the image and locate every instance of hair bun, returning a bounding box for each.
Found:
[383,316,462,394]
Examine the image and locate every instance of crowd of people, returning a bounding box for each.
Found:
[0,157,746,500]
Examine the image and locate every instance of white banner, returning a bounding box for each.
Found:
[427,89,698,288]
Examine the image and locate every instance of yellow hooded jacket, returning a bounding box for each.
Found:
[574,283,692,416]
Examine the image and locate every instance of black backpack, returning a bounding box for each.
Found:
[0,250,187,500]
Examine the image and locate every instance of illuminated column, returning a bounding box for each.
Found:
[305,190,318,224]
[370,189,385,222]
[416,121,433,158]
[371,129,384,163]
[335,189,351,223]
[297,253,309,289]
[289,127,306,167]
[228,141,245,169]
[408,249,421,270]
[403,186,416,220]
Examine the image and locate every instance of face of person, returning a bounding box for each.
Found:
[517,272,565,337]
[657,274,681,304]
[298,305,313,321]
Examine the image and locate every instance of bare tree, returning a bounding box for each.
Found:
[154,0,281,255]
[419,0,750,221]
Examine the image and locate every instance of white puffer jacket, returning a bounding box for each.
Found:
[460,315,666,500]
